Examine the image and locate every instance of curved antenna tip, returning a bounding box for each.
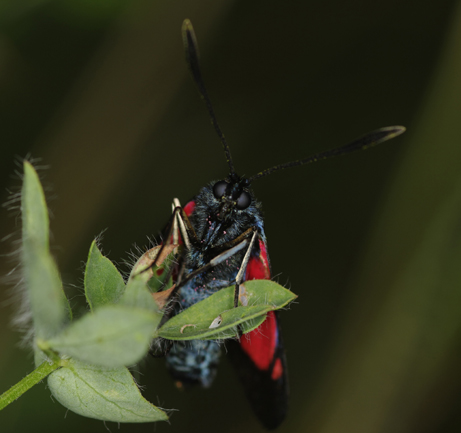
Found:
[182,19,193,34]
[368,125,406,148]
[182,19,198,58]
[378,125,406,141]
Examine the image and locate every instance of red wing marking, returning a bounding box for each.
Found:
[271,357,283,380]
[227,233,287,427]
[245,239,270,280]
[184,200,196,217]
[240,311,278,371]
[241,240,279,373]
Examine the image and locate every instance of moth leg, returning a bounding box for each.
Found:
[137,198,198,278]
[210,226,255,254]
[234,228,258,308]
[155,199,202,329]
[171,199,180,247]
[170,227,258,306]
[160,229,258,342]
[149,199,184,294]
[173,200,192,251]
[172,198,199,250]
[231,229,259,338]
[173,238,250,296]
[139,203,182,274]
[157,236,250,332]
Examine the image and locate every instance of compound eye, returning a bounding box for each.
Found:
[236,191,251,210]
[213,181,228,199]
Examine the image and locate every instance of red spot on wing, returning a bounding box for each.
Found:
[241,240,282,377]
[271,357,283,381]
[184,200,196,217]
[240,311,278,371]
[245,239,270,280]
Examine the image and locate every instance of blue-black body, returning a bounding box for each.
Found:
[164,180,266,387]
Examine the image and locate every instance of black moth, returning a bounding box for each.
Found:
[150,19,405,430]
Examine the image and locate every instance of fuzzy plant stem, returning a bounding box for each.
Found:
[0,359,62,410]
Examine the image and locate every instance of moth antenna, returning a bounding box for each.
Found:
[249,125,406,181]
[182,19,236,175]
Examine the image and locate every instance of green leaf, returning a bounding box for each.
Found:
[120,274,158,312]
[157,280,296,340]
[84,240,125,310]
[46,305,159,367]
[48,359,168,423]
[202,306,268,339]
[22,161,49,250]
[21,162,71,346]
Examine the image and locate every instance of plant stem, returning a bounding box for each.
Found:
[0,360,61,410]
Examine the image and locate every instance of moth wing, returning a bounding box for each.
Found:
[227,239,288,430]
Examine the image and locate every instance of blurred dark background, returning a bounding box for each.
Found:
[2,1,461,432]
